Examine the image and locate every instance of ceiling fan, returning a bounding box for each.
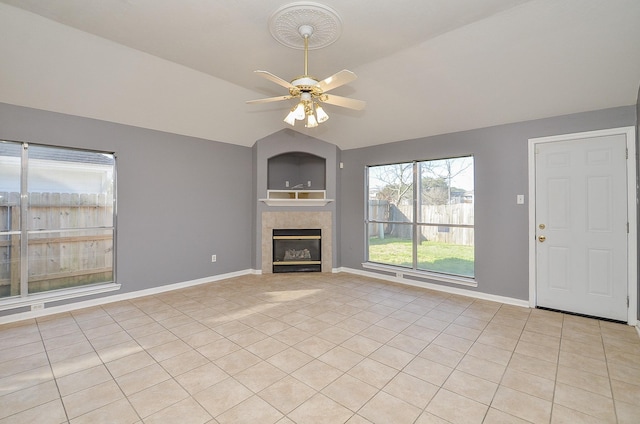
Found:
[247,24,365,128]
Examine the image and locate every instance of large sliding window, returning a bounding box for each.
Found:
[0,141,116,304]
[366,156,474,279]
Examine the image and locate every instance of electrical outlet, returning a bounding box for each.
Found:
[307,181,311,187]
[285,181,289,188]
[211,254,217,262]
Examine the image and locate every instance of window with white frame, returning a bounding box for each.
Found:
[0,141,116,303]
[366,156,474,278]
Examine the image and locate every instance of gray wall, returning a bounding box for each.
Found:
[1,101,636,316]
[0,102,253,314]
[339,106,637,301]
[637,85,640,321]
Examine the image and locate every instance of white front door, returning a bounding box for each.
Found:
[534,133,629,321]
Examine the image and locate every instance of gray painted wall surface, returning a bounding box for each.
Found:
[253,129,339,270]
[0,102,253,314]
[637,85,640,321]
[340,106,636,300]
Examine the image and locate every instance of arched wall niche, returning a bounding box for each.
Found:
[267,151,326,190]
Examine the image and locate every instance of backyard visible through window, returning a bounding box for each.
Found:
[366,156,474,278]
[0,141,116,300]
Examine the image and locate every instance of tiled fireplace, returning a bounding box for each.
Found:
[261,211,332,274]
[255,130,338,275]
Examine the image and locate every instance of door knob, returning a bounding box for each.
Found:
[538,235,546,242]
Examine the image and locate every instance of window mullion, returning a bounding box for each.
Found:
[19,143,29,297]
[412,161,418,270]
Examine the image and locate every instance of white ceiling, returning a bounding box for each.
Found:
[1,0,639,150]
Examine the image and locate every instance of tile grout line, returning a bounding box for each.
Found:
[2,274,638,423]
[36,318,70,424]
[73,306,142,424]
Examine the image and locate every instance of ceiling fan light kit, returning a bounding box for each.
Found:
[247,2,365,128]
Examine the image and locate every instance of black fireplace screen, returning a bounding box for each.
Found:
[273,229,321,273]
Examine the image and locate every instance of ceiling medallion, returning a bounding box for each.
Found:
[249,2,364,128]
[268,2,342,50]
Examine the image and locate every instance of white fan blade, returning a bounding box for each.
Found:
[254,70,294,89]
[246,95,294,104]
[322,94,366,110]
[317,70,357,92]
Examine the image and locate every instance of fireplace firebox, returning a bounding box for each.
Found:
[272,229,321,273]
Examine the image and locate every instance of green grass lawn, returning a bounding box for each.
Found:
[368,237,474,277]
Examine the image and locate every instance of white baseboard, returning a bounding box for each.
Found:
[249,269,341,275]
[338,267,530,308]
[0,269,253,325]
[7,267,606,326]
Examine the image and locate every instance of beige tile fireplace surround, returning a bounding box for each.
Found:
[261,211,332,274]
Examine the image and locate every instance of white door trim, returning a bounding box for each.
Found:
[528,126,637,325]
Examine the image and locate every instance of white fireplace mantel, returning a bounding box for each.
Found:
[260,190,334,207]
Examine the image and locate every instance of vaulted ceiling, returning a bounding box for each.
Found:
[1,0,639,149]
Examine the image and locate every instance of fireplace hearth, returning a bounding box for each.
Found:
[272,229,321,273]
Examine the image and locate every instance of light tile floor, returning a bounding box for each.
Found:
[1,273,639,423]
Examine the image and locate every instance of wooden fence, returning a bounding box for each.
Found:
[368,200,474,245]
[0,192,113,297]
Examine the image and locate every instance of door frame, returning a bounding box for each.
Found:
[528,126,637,325]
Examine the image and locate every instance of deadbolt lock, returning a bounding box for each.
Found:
[538,224,546,230]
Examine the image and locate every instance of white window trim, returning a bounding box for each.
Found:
[0,282,121,312]
[362,261,477,287]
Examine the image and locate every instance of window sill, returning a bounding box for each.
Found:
[0,282,121,312]
[362,262,477,288]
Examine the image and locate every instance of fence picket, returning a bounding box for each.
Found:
[0,191,113,296]
[369,201,474,245]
